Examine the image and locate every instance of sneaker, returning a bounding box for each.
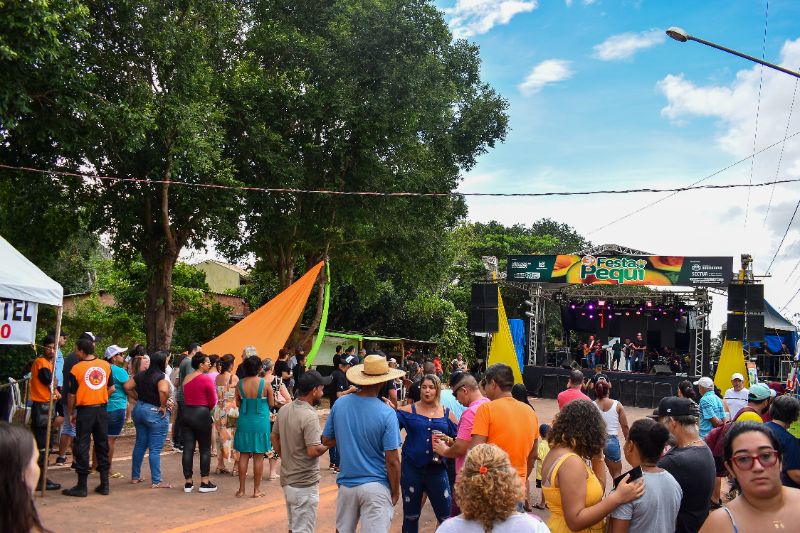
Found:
[55,456,67,466]
[184,482,194,493]
[199,481,217,493]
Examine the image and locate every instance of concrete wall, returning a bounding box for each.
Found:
[195,262,242,294]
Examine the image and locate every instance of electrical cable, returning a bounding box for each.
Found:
[765,198,799,274]
[744,0,771,231]
[4,163,800,198]
[589,129,800,235]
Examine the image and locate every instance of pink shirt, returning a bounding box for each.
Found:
[557,387,591,410]
[183,374,218,409]
[455,396,491,476]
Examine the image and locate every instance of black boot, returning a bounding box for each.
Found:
[37,477,61,491]
[95,470,109,495]
[62,473,88,497]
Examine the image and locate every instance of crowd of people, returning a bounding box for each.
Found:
[7,330,800,533]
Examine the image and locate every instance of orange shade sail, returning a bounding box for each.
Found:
[202,261,324,362]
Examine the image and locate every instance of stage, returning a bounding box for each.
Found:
[523,365,695,409]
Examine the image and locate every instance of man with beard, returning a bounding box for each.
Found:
[272,370,332,533]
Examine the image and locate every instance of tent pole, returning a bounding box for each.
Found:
[41,306,62,498]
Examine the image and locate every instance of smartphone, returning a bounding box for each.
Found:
[613,466,643,489]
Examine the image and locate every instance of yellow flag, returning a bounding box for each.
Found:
[714,339,749,391]
[488,285,524,384]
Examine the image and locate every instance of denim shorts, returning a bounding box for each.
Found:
[60,408,76,437]
[605,434,621,462]
[107,408,126,437]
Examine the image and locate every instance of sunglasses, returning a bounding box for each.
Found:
[729,449,780,471]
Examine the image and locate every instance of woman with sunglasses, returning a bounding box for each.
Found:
[699,421,800,532]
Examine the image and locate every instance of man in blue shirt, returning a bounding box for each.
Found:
[322,354,405,533]
[695,377,727,438]
[765,395,800,488]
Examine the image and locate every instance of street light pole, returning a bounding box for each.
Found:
[666,27,800,80]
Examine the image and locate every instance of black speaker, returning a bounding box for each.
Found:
[469,308,498,333]
[471,283,498,308]
[728,284,746,312]
[650,365,673,376]
[746,284,765,313]
[727,313,745,340]
[746,314,765,341]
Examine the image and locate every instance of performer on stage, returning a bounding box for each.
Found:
[623,338,633,371]
[631,333,646,373]
[611,339,622,371]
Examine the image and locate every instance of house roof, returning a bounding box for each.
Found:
[195,259,250,279]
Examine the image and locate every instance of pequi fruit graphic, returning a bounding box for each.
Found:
[552,255,580,278]
[650,256,684,272]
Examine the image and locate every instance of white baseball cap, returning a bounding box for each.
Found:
[104,345,128,359]
[731,372,744,381]
[693,376,714,389]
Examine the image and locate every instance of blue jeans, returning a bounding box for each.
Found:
[329,445,339,467]
[131,401,169,484]
[588,353,596,368]
[401,461,451,533]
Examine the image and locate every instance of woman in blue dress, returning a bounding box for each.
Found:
[233,355,273,498]
[395,374,458,533]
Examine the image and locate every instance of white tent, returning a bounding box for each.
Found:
[0,235,63,305]
[0,234,63,496]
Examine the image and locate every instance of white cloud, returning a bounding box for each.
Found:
[592,29,665,61]
[518,59,574,95]
[566,0,596,6]
[445,0,538,39]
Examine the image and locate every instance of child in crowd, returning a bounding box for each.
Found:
[534,423,551,509]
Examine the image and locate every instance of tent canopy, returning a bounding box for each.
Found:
[201,262,324,361]
[0,235,63,306]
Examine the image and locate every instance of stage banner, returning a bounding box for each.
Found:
[507,255,733,286]
[0,299,38,344]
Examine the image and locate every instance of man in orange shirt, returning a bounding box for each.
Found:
[63,337,115,497]
[470,363,539,508]
[30,334,61,491]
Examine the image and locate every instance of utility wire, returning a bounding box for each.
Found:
[5,163,800,198]
[744,0,771,231]
[589,129,800,235]
[763,72,799,224]
[765,198,799,274]
[780,283,800,311]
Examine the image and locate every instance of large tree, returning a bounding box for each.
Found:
[73,1,241,350]
[219,0,508,342]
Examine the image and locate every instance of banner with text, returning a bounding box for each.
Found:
[507,255,733,286]
[0,299,39,344]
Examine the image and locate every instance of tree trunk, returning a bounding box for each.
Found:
[144,250,179,352]
[297,267,327,348]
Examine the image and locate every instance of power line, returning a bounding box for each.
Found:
[763,73,799,224]
[744,0,771,231]
[780,283,800,311]
[765,198,799,274]
[589,129,800,235]
[5,163,800,198]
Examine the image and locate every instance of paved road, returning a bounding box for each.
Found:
[37,398,653,532]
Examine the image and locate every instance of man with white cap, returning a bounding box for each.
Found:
[694,376,727,439]
[321,353,405,533]
[105,345,130,478]
[722,372,749,418]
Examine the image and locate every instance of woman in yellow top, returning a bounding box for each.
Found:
[541,400,644,533]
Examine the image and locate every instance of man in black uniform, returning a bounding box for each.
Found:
[325,355,357,472]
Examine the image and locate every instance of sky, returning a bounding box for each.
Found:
[439,0,800,332]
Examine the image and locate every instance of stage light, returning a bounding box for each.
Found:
[646,301,653,307]
[625,311,630,316]
[607,314,613,319]
[587,303,595,310]
[570,303,577,310]
[581,312,586,316]
[680,308,685,313]
[662,311,668,316]
[636,311,641,315]
[654,316,659,321]
[524,300,534,307]
[674,317,680,322]
[598,300,606,307]
[525,311,535,318]
[589,314,594,319]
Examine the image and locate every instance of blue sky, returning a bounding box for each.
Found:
[436,0,800,329]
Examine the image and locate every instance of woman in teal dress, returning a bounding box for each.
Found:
[233,354,273,498]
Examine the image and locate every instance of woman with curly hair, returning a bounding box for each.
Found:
[0,422,52,533]
[437,443,549,532]
[542,399,644,533]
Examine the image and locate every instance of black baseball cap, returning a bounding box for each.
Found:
[647,396,699,419]
[296,370,333,394]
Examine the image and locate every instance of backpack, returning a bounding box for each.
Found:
[704,406,759,457]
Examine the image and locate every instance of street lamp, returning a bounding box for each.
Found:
[666,26,800,79]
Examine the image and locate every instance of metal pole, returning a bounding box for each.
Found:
[41,306,62,498]
[531,286,541,366]
[688,35,800,79]
[527,287,535,366]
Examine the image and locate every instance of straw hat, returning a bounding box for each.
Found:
[346,354,406,386]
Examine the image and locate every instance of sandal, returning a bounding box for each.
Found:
[110,472,125,479]
[151,482,172,489]
[216,467,231,475]
[130,478,146,484]
[268,474,279,481]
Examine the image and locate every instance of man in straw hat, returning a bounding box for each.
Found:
[322,353,405,533]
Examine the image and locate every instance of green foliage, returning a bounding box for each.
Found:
[402,293,472,359]
[172,298,232,353]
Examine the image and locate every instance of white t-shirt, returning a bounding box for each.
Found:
[723,387,749,417]
[437,513,550,533]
